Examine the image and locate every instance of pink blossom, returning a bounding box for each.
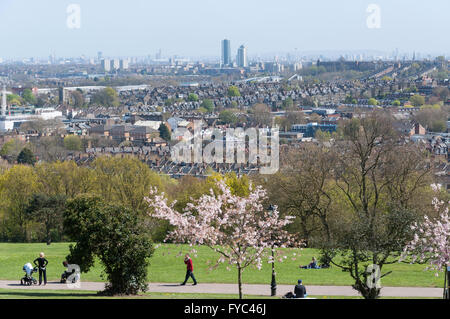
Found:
[401,197,449,275]
[145,180,303,297]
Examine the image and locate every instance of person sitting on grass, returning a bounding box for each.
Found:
[294,279,307,298]
[299,257,320,269]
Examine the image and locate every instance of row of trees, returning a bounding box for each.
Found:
[0,135,84,164]
[0,157,172,243]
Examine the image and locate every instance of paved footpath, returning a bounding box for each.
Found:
[0,280,443,298]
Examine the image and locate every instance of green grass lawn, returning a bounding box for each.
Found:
[0,243,444,288]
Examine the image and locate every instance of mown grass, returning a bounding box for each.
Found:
[0,243,444,288]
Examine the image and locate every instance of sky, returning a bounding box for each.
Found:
[0,0,448,59]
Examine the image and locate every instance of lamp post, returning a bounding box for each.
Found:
[270,244,277,296]
[268,205,277,297]
[444,266,450,300]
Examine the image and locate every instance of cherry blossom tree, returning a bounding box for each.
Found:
[145,180,300,298]
[401,188,449,294]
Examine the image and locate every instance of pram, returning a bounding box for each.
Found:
[21,263,38,286]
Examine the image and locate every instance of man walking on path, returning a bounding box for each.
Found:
[294,279,307,298]
[180,254,197,286]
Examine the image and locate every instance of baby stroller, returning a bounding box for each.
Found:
[21,263,38,286]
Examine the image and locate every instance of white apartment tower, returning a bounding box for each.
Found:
[101,59,111,72]
[1,85,6,116]
[110,59,120,70]
[120,59,129,70]
[236,45,248,68]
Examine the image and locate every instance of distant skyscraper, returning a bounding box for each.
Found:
[98,51,103,62]
[101,59,111,72]
[221,39,231,67]
[120,59,129,70]
[236,45,248,68]
[110,59,120,70]
[2,85,7,116]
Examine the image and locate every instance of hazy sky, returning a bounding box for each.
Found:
[0,0,448,59]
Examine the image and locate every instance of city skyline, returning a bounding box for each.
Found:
[0,0,449,60]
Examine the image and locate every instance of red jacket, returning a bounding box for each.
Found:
[185,258,193,271]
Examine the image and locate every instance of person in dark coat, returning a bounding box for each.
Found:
[180,254,197,286]
[33,252,48,285]
[294,279,307,298]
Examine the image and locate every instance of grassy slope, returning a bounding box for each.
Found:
[0,243,444,288]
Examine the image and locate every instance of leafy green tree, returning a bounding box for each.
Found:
[64,195,154,295]
[219,110,238,124]
[410,94,425,107]
[0,165,39,241]
[35,161,93,198]
[282,97,294,109]
[368,98,378,106]
[90,87,119,107]
[90,156,167,212]
[188,93,199,102]
[7,94,22,106]
[63,135,82,151]
[430,120,446,132]
[17,148,36,166]
[25,193,66,245]
[200,99,215,112]
[158,123,171,141]
[0,139,25,162]
[392,100,401,107]
[23,89,37,105]
[227,86,241,97]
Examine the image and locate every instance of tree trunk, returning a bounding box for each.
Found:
[237,265,243,299]
[354,280,381,299]
[46,226,51,245]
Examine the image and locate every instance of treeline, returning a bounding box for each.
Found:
[0,157,172,243]
[0,155,251,244]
